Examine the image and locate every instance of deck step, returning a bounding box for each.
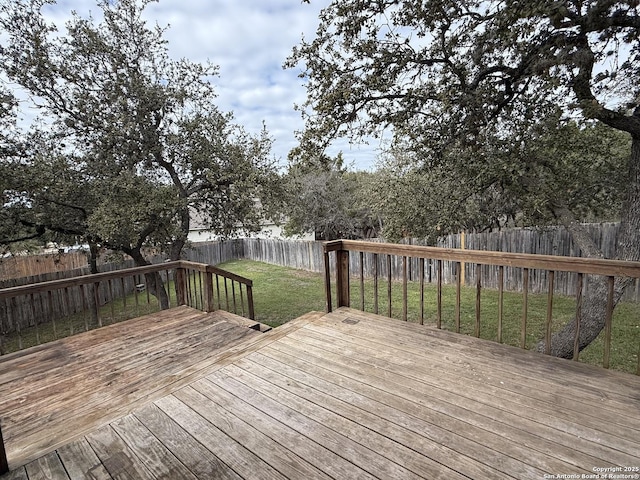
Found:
[211,310,272,333]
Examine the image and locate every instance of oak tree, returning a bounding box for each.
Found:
[289,0,640,357]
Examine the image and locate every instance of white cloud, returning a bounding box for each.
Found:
[35,0,380,170]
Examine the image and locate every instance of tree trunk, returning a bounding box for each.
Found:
[127,248,170,310]
[538,135,640,357]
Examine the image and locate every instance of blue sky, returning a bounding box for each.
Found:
[38,0,380,171]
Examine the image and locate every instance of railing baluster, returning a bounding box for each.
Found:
[246,283,255,320]
[573,273,583,361]
[545,271,555,355]
[108,279,115,324]
[231,280,238,314]
[521,268,529,349]
[475,264,481,338]
[47,290,58,340]
[437,259,442,329]
[373,253,379,315]
[387,254,392,318]
[216,275,222,310]
[402,256,408,322]
[224,278,230,311]
[240,284,246,317]
[419,258,425,325]
[120,277,127,317]
[336,249,350,308]
[95,281,103,327]
[603,276,615,369]
[81,284,90,331]
[360,251,365,311]
[30,293,40,346]
[13,297,22,350]
[498,266,504,343]
[455,262,461,333]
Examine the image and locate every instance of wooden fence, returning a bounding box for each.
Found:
[0,252,89,280]
[184,223,638,301]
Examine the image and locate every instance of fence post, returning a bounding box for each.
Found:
[0,420,8,475]
[336,249,350,308]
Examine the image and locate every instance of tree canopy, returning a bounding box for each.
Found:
[289,0,640,357]
[0,0,281,267]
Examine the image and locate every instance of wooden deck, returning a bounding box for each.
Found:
[2,307,640,479]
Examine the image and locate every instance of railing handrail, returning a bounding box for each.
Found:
[325,240,640,277]
[0,260,253,299]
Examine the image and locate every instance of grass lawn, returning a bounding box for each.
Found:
[2,258,639,374]
[219,259,640,375]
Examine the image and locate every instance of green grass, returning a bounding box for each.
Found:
[218,259,640,375]
[3,259,639,375]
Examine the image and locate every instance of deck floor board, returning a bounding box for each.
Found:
[2,306,639,479]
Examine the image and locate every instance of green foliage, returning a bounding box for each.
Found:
[370,117,631,241]
[284,153,381,240]
[288,0,639,248]
[0,0,281,261]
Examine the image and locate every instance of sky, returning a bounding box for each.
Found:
[36,0,382,171]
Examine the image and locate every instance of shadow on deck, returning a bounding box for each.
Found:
[1,307,639,479]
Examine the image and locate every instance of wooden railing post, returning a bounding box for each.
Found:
[246,284,255,320]
[175,267,187,306]
[336,248,350,308]
[204,271,215,312]
[323,249,332,313]
[0,420,8,475]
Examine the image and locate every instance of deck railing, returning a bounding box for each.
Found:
[0,260,254,355]
[324,239,640,374]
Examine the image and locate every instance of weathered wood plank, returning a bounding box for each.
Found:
[85,425,155,480]
[154,395,286,480]
[0,467,28,480]
[227,357,534,479]
[175,385,331,480]
[326,308,640,399]
[109,414,198,480]
[188,377,376,480]
[56,438,112,480]
[272,326,637,466]
[24,451,70,480]
[291,323,640,455]
[0,307,277,469]
[133,404,241,480]
[206,368,464,480]
[251,347,604,475]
